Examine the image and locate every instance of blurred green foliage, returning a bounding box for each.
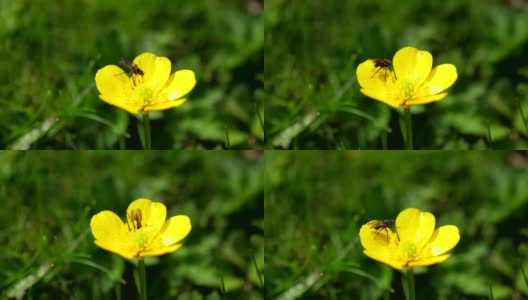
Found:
[0,0,263,149]
[265,151,528,299]
[0,151,263,299]
[265,0,528,149]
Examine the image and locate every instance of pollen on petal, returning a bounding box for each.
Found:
[163,237,175,245]
[168,91,180,100]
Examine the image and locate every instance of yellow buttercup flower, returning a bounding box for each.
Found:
[90,198,191,259]
[356,47,457,108]
[360,208,460,270]
[95,52,196,114]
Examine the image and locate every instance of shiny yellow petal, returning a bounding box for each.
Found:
[144,98,187,112]
[418,64,458,96]
[126,198,167,239]
[405,93,448,106]
[396,208,435,251]
[360,88,402,108]
[138,215,190,257]
[162,70,196,100]
[150,215,192,247]
[90,211,136,259]
[360,208,460,270]
[141,70,195,111]
[95,65,141,113]
[393,47,432,87]
[363,249,406,269]
[357,60,401,107]
[409,254,451,267]
[422,225,460,256]
[99,93,142,114]
[360,221,396,249]
[140,244,183,257]
[134,52,171,92]
[95,65,130,97]
[360,221,403,268]
[357,60,394,89]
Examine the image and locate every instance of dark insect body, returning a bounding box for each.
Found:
[370,58,396,80]
[373,59,392,70]
[120,59,144,76]
[370,219,395,240]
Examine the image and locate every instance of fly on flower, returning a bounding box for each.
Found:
[90,198,192,259]
[368,219,395,240]
[120,59,144,76]
[370,59,396,81]
[360,208,460,270]
[95,52,196,114]
[356,47,458,108]
[118,59,144,86]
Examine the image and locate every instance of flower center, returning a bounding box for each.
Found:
[401,241,418,260]
[400,80,415,98]
[138,86,154,106]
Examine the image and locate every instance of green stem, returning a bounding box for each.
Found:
[138,259,147,300]
[404,107,413,150]
[407,268,415,300]
[143,112,151,150]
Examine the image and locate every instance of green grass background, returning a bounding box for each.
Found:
[0,0,263,149]
[265,0,528,149]
[0,151,263,299]
[265,151,528,299]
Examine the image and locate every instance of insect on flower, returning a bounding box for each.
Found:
[118,59,144,85]
[120,59,144,76]
[360,208,460,270]
[370,59,396,81]
[369,219,395,240]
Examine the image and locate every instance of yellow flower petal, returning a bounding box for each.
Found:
[364,249,406,269]
[356,60,400,107]
[163,70,197,100]
[126,198,167,245]
[95,65,141,113]
[139,215,190,257]
[357,47,457,108]
[90,211,136,259]
[357,60,393,90]
[360,88,401,108]
[141,244,183,257]
[91,198,191,259]
[158,215,192,245]
[144,98,187,112]
[95,65,129,96]
[396,208,435,251]
[141,70,195,111]
[360,221,396,249]
[99,94,141,114]
[408,253,451,267]
[422,225,460,256]
[360,208,459,270]
[360,221,403,268]
[95,53,196,113]
[393,47,432,87]
[134,53,171,93]
[406,93,448,106]
[418,64,458,96]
